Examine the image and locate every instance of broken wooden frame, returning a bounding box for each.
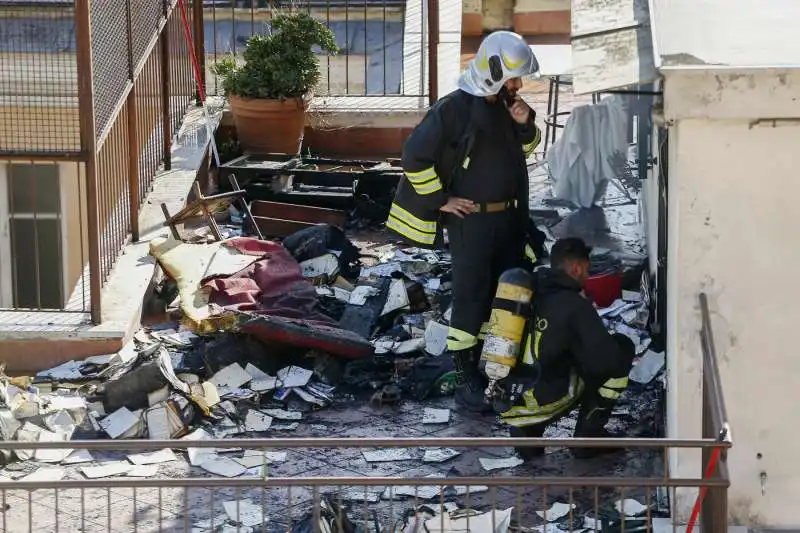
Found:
[160,177,264,242]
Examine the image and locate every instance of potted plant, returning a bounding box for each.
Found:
[211,12,338,154]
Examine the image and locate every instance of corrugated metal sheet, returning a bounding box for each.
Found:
[570,0,656,94]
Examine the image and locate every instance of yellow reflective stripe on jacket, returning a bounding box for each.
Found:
[447,326,477,351]
[522,126,542,157]
[405,166,437,183]
[598,376,629,400]
[389,203,436,233]
[386,216,436,245]
[524,244,537,263]
[405,167,444,196]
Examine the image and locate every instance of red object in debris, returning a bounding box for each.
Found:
[583,270,622,308]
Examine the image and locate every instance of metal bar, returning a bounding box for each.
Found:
[75,0,102,324]
[127,87,140,242]
[570,21,644,41]
[699,292,731,441]
[160,9,172,171]
[427,0,439,104]
[192,0,206,104]
[0,477,729,491]
[0,436,730,450]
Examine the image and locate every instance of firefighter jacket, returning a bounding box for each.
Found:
[521,268,630,406]
[387,89,542,247]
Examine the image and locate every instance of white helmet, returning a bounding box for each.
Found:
[457,31,540,97]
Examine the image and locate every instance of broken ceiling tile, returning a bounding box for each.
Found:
[99,407,140,439]
[81,461,135,479]
[479,456,524,472]
[223,499,266,528]
[21,467,66,483]
[182,428,217,466]
[362,449,412,462]
[424,321,449,356]
[244,363,270,381]
[128,449,177,465]
[261,409,302,421]
[61,449,94,465]
[199,457,247,478]
[250,376,279,392]
[536,502,576,522]
[209,363,252,390]
[349,285,381,305]
[394,338,426,354]
[629,351,666,385]
[34,428,73,463]
[276,366,313,388]
[615,498,648,516]
[127,464,159,478]
[244,410,273,432]
[360,262,403,278]
[271,422,300,431]
[422,448,461,463]
[43,395,87,413]
[381,278,410,316]
[422,408,451,425]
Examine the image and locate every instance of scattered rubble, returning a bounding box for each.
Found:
[0,184,667,530]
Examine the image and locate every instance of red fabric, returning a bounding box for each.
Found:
[203,238,334,326]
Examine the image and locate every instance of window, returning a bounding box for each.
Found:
[2,163,64,309]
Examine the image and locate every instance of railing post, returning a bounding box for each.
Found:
[161,0,172,170]
[125,0,140,242]
[192,0,206,105]
[75,0,102,324]
[426,0,439,105]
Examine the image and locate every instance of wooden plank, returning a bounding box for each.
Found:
[251,200,347,227]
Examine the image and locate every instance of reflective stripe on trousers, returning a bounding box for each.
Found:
[447,326,478,351]
[500,372,585,428]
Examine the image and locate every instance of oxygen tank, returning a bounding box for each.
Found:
[479,267,535,401]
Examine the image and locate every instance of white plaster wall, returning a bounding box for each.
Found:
[666,70,800,527]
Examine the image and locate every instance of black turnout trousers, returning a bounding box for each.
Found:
[446,209,525,344]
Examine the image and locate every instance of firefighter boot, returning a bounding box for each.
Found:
[510,424,547,460]
[572,395,624,459]
[452,349,493,414]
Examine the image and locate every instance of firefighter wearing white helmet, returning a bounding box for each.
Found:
[457,31,540,98]
[386,31,547,412]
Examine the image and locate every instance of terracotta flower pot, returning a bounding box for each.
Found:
[228,95,306,154]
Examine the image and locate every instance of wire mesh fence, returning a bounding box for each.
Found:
[0,3,81,156]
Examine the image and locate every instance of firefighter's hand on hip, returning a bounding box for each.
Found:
[509,97,532,124]
[440,197,475,218]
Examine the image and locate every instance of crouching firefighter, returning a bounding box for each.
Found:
[479,238,636,459]
[386,30,548,413]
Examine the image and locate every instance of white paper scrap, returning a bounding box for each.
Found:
[629,351,666,384]
[349,285,380,305]
[128,448,177,465]
[210,363,252,389]
[276,366,313,388]
[422,408,451,424]
[424,321,449,356]
[223,499,266,527]
[615,498,649,516]
[479,456,524,472]
[622,290,642,302]
[199,457,247,478]
[422,448,461,463]
[182,428,217,466]
[381,278,410,315]
[362,449,412,462]
[35,428,73,463]
[536,502,576,522]
[82,461,134,479]
[250,377,278,392]
[100,407,139,439]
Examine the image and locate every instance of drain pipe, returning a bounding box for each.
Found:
[427,0,439,105]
